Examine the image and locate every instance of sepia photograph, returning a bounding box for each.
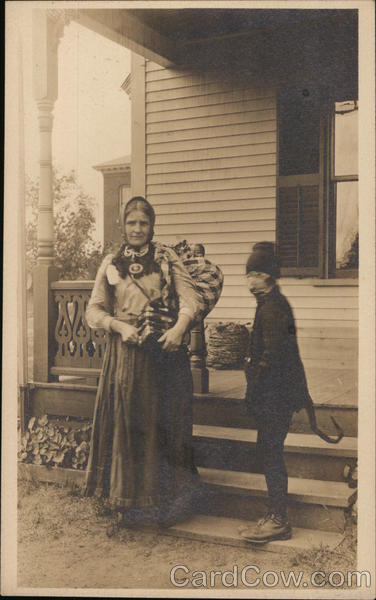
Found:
[2,0,375,596]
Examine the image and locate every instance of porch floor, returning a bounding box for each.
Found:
[204,367,357,407]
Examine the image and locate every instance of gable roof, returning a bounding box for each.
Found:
[93,155,131,173]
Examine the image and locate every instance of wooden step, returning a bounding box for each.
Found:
[166,514,344,554]
[198,467,356,533]
[193,425,357,481]
[193,395,358,437]
[19,463,355,534]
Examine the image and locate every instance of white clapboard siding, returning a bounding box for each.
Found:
[156,208,274,225]
[148,187,276,205]
[146,73,228,92]
[146,83,276,103]
[147,109,276,134]
[148,164,276,186]
[147,98,277,123]
[147,120,276,145]
[157,220,272,236]
[147,153,276,175]
[147,142,276,164]
[154,198,276,215]
[156,220,274,235]
[149,176,276,195]
[145,60,358,369]
[146,92,276,114]
[148,132,277,154]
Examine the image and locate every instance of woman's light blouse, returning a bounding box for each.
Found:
[86,248,202,331]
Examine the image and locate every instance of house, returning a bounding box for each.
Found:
[27,7,360,549]
[79,8,358,373]
[93,155,131,245]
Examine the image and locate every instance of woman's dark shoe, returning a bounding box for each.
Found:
[240,513,292,543]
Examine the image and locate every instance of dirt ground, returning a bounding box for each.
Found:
[17,477,356,592]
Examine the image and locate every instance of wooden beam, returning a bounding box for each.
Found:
[131,52,146,197]
[70,8,180,67]
[50,367,101,378]
[33,263,59,382]
[30,383,97,419]
[17,34,28,430]
[51,280,94,290]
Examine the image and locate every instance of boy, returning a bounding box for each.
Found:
[240,242,310,543]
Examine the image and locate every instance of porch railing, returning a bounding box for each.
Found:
[44,280,208,391]
[51,281,106,379]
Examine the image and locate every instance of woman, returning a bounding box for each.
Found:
[84,196,203,529]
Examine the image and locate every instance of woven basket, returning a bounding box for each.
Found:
[206,322,250,369]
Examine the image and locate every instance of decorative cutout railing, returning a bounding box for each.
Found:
[51,281,107,378]
[49,280,208,391]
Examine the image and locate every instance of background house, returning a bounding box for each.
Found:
[93,155,131,246]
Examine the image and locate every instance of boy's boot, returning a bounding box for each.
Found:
[240,513,292,543]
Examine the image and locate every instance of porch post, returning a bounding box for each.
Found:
[130,52,146,197]
[32,10,66,381]
[190,320,209,394]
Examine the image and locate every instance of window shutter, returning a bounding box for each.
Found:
[299,186,319,267]
[278,187,298,267]
[278,185,319,271]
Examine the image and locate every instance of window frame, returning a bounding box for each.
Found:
[118,184,131,221]
[328,103,359,279]
[277,97,358,279]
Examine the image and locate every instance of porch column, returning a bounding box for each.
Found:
[32,9,67,381]
[190,321,209,394]
[130,52,146,197]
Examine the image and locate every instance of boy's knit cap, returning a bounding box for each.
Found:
[245,242,280,279]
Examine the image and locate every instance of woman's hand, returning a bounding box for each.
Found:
[158,326,184,352]
[158,313,191,352]
[110,320,139,344]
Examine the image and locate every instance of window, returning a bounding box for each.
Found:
[277,89,358,278]
[330,101,358,276]
[118,184,131,221]
[277,87,321,276]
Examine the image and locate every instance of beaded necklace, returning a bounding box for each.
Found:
[122,244,149,276]
[123,244,149,259]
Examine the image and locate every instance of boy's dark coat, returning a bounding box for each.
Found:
[245,285,310,417]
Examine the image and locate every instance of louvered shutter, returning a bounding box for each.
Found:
[278,180,320,274]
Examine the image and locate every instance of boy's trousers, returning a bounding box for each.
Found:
[254,406,293,519]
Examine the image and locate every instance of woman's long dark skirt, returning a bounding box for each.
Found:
[85,334,200,524]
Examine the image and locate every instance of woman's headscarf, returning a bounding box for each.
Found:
[120,196,156,244]
[112,196,158,278]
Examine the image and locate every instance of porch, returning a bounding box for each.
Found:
[197,367,357,408]
[26,281,358,422]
